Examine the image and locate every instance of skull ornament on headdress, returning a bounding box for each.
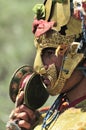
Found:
[33,0,86,95]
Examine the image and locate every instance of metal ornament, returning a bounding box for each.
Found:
[9,65,49,109]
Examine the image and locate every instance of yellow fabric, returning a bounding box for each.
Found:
[45,0,70,31]
[44,0,82,35]
[66,16,82,36]
[45,0,52,21]
[34,100,86,130]
[51,0,70,31]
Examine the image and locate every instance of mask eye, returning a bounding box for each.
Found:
[41,48,56,57]
[47,49,55,55]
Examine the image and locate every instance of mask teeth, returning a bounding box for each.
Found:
[47,75,53,82]
[46,64,57,86]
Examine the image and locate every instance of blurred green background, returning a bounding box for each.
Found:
[0,0,57,129]
[0,0,42,129]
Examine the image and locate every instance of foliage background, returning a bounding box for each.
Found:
[0,0,57,129]
[0,0,41,129]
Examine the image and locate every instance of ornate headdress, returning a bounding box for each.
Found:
[33,0,86,95]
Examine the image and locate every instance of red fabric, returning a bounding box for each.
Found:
[82,2,86,11]
[73,2,86,20]
[73,10,81,20]
[59,95,86,111]
[32,19,55,37]
[68,95,86,108]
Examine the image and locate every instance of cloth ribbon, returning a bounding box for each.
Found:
[32,19,55,37]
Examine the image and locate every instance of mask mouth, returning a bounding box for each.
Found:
[40,64,58,90]
[42,77,51,89]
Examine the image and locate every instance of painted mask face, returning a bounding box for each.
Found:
[34,30,83,95]
[33,1,85,96]
[41,47,64,88]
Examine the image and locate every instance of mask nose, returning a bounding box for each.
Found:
[34,48,46,74]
